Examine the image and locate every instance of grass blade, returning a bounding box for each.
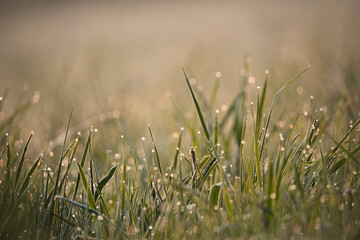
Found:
[14,132,34,188]
[73,132,91,201]
[208,182,222,210]
[95,164,118,201]
[183,68,210,140]
[260,66,310,158]
[148,125,163,176]
[18,155,41,196]
[76,161,96,209]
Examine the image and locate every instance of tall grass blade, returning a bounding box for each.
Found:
[14,132,34,188]
[18,155,41,196]
[148,125,163,176]
[183,68,210,140]
[76,161,96,209]
[47,107,73,237]
[73,132,91,201]
[260,66,310,158]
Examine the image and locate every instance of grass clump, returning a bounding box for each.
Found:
[0,62,360,239]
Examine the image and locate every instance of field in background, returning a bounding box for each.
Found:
[1,0,359,143]
[0,1,360,239]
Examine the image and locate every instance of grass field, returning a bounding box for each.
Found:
[1,1,360,239]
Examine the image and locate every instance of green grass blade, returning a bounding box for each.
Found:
[183,68,210,140]
[95,164,118,201]
[47,107,73,237]
[18,155,41,196]
[172,130,183,170]
[56,195,100,215]
[256,77,267,136]
[254,132,262,189]
[148,125,163,176]
[327,118,360,155]
[325,131,360,166]
[208,182,222,210]
[43,208,76,228]
[76,161,96,210]
[121,136,127,215]
[4,144,11,189]
[58,138,80,194]
[15,132,34,188]
[260,66,310,158]
[210,76,221,108]
[73,132,91,201]
[53,107,73,196]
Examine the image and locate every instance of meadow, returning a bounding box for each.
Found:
[1,1,360,239]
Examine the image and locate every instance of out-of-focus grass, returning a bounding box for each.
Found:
[0,0,359,148]
[0,1,360,239]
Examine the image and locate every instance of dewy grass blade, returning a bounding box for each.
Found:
[254,130,262,188]
[327,118,360,155]
[14,132,34,188]
[325,131,360,166]
[4,144,11,189]
[76,161,96,209]
[260,66,310,158]
[183,68,210,141]
[47,107,73,237]
[148,125,163,176]
[257,74,268,130]
[43,208,76,228]
[58,138,80,194]
[55,195,101,216]
[95,164,118,201]
[275,113,300,194]
[172,129,183,171]
[121,161,126,215]
[73,132,91,201]
[18,155,41,196]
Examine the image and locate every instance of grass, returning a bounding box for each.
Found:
[0,61,360,239]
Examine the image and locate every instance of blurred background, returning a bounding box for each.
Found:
[0,0,359,159]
